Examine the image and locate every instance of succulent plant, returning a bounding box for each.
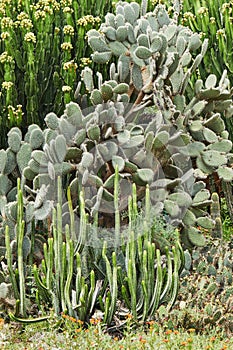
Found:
[3,179,184,324]
[157,238,233,333]
[85,1,233,247]
[0,0,114,148]
[0,1,233,253]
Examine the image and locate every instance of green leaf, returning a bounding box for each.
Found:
[193,189,210,204]
[187,228,206,247]
[217,167,233,182]
[112,156,125,172]
[136,168,154,184]
[205,74,217,89]
[202,150,227,167]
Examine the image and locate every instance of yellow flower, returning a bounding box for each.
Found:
[80,57,92,68]
[2,81,14,90]
[216,29,225,38]
[125,313,133,320]
[61,42,73,51]
[17,11,29,21]
[24,32,36,43]
[221,3,232,14]
[63,6,73,13]
[20,18,33,30]
[61,0,72,6]
[198,7,208,15]
[183,12,196,21]
[63,60,78,71]
[1,31,10,40]
[77,15,101,27]
[139,336,147,344]
[1,16,14,28]
[0,51,13,63]
[63,25,74,36]
[34,10,46,20]
[62,85,72,92]
[44,5,53,15]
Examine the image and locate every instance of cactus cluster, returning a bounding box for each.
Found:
[85,1,233,247]
[0,1,233,251]
[161,238,233,333]
[0,0,113,148]
[4,180,184,324]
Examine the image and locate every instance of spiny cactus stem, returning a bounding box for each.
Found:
[114,165,120,248]
[60,242,67,311]
[64,238,74,316]
[128,195,133,232]
[166,246,179,312]
[46,238,54,290]
[86,270,95,314]
[222,181,233,223]
[75,253,82,303]
[107,252,118,325]
[147,242,155,303]
[18,219,26,317]
[67,187,75,240]
[57,176,63,208]
[128,230,137,317]
[132,184,138,221]
[76,191,87,254]
[141,0,148,16]
[128,258,137,318]
[5,226,20,300]
[149,249,163,315]
[137,234,143,266]
[52,208,60,305]
[142,280,148,321]
[160,246,173,302]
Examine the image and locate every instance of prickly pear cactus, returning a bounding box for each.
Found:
[0,1,233,251]
[167,238,233,333]
[86,1,233,246]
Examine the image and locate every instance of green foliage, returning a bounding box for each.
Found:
[210,192,222,239]
[220,197,233,240]
[0,1,233,249]
[85,0,233,247]
[0,0,114,148]
[157,0,233,141]
[157,238,233,333]
[2,179,184,325]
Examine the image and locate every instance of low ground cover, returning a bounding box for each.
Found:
[1,317,232,350]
